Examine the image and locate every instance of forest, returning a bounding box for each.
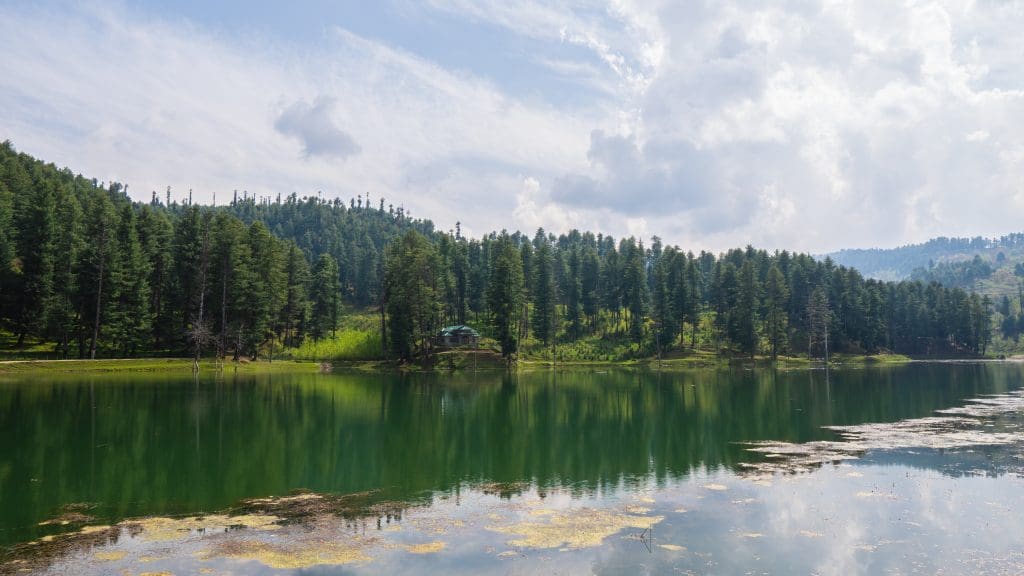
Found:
[0,142,993,362]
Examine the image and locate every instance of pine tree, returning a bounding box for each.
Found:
[651,250,677,353]
[807,286,831,359]
[243,221,285,359]
[531,238,557,345]
[78,191,120,359]
[0,180,13,305]
[764,264,789,360]
[487,235,525,358]
[731,259,760,358]
[310,253,341,341]
[565,247,583,338]
[12,179,56,344]
[622,240,647,343]
[280,242,311,347]
[110,204,152,356]
[45,188,81,358]
[581,247,600,331]
[209,213,251,358]
[137,206,173,350]
[382,231,442,360]
[683,258,701,347]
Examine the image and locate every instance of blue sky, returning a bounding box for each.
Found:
[3,0,1024,252]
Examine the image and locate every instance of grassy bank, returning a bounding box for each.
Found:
[518,351,915,371]
[0,358,322,375]
[0,350,926,376]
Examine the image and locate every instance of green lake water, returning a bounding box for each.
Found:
[2,363,1024,574]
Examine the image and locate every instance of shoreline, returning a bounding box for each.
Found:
[0,352,1004,375]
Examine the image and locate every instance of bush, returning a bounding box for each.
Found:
[281,330,385,361]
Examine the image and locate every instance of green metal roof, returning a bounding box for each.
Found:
[439,325,480,337]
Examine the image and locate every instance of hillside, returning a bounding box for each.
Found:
[828,235,1024,281]
[829,235,1024,352]
[0,142,994,362]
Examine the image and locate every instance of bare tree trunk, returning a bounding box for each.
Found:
[220,257,228,358]
[193,216,211,371]
[90,257,104,360]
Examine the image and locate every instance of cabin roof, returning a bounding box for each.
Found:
[439,325,480,337]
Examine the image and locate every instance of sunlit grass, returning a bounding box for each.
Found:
[281,330,385,361]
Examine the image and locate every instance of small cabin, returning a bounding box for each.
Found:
[436,325,480,348]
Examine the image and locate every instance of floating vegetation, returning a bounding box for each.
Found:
[92,550,126,561]
[126,513,281,542]
[37,503,95,527]
[496,550,520,558]
[404,541,446,554]
[743,391,1024,475]
[208,537,375,568]
[477,481,531,498]
[486,506,663,550]
[658,544,686,552]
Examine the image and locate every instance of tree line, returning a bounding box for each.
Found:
[0,143,352,359]
[381,229,992,360]
[0,142,993,361]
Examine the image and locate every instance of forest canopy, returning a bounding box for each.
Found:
[0,142,992,361]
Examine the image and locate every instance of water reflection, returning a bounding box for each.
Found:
[0,363,1021,551]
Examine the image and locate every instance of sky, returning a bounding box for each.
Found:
[2,0,1024,253]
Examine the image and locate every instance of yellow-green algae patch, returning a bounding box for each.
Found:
[207,537,374,569]
[126,514,281,542]
[658,544,686,552]
[92,550,127,561]
[404,541,446,554]
[486,507,663,550]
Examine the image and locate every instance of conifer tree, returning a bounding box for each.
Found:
[487,235,525,358]
[110,204,151,356]
[280,242,311,347]
[531,238,557,345]
[764,264,789,360]
[310,253,341,341]
[46,189,81,358]
[383,231,441,360]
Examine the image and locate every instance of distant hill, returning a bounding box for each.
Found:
[829,234,1024,351]
[827,235,1024,282]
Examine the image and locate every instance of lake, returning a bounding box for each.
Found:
[2,363,1023,574]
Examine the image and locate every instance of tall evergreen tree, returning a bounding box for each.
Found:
[45,189,81,358]
[310,253,341,341]
[764,264,789,360]
[11,179,56,344]
[137,205,173,350]
[731,259,760,357]
[280,242,311,347]
[622,240,647,343]
[109,204,151,356]
[487,235,525,358]
[78,191,120,359]
[382,231,442,360]
[531,238,557,346]
[243,221,284,359]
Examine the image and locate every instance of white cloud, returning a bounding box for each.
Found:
[549,0,1024,251]
[3,1,1024,253]
[0,2,593,230]
[274,97,361,160]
